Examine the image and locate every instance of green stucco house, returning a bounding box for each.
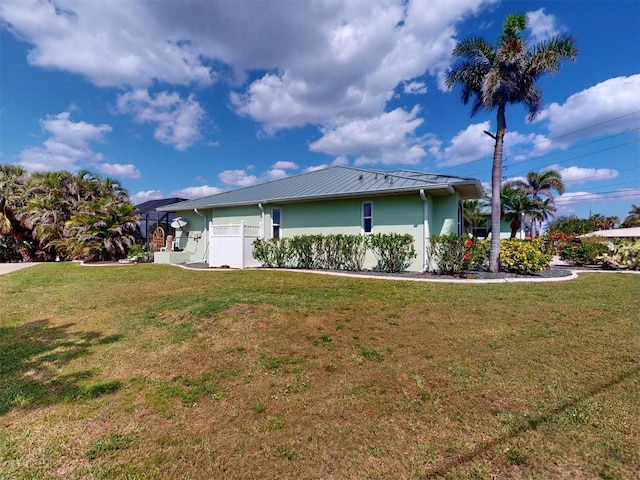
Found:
[155,166,483,272]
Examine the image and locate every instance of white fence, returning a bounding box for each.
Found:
[209,221,262,269]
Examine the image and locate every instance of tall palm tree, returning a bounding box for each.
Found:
[446,14,577,271]
[510,169,565,237]
[622,204,640,228]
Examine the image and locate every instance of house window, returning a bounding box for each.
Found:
[272,207,282,239]
[362,202,373,233]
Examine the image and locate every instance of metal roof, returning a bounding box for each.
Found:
[157,166,482,212]
[136,197,187,215]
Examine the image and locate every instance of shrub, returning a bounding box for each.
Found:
[254,234,367,271]
[367,233,416,273]
[499,239,550,274]
[252,238,292,268]
[289,235,322,269]
[333,234,367,271]
[427,235,488,274]
[559,238,609,266]
[599,239,640,270]
[427,234,467,274]
[126,244,153,263]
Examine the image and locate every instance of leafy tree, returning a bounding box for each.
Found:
[622,204,640,228]
[509,169,564,237]
[446,13,577,271]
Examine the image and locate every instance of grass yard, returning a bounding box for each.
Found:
[0,263,638,479]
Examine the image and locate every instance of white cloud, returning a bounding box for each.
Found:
[534,75,640,152]
[116,89,205,150]
[18,112,111,172]
[1,0,501,165]
[549,165,619,185]
[0,0,213,88]
[97,162,141,179]
[218,169,259,187]
[613,188,640,203]
[403,81,427,95]
[556,188,640,216]
[304,164,328,173]
[332,156,350,166]
[131,190,164,204]
[526,8,561,43]
[228,0,495,132]
[309,106,428,165]
[218,166,298,187]
[436,122,493,166]
[171,185,224,199]
[271,161,298,170]
[555,191,603,215]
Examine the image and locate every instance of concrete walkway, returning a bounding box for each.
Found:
[0,262,39,275]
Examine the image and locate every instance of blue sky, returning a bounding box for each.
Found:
[1,0,639,221]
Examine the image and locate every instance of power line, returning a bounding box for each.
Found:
[557,191,640,204]
[437,111,640,176]
[507,139,640,178]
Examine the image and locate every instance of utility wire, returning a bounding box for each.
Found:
[438,110,640,176]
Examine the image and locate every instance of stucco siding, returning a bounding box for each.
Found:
[280,195,425,271]
[431,195,461,236]
[169,191,463,271]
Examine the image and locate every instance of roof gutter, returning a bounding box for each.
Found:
[258,203,265,238]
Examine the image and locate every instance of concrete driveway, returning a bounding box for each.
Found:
[0,263,39,275]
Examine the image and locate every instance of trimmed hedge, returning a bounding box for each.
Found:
[252,233,415,273]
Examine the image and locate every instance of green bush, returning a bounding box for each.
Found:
[559,238,609,266]
[289,235,322,269]
[500,239,550,274]
[332,234,367,271]
[254,234,367,271]
[599,239,640,270]
[367,233,416,273]
[427,234,467,274]
[126,244,153,263]
[252,238,292,268]
[427,235,487,274]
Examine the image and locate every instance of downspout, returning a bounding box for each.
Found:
[420,189,430,272]
[194,208,208,263]
[258,203,265,238]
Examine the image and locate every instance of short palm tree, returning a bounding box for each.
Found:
[510,169,565,237]
[501,184,544,239]
[463,199,488,236]
[622,204,640,228]
[446,14,577,271]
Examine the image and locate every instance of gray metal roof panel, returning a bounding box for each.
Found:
[157,166,482,211]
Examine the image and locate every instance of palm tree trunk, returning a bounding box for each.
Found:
[489,105,506,272]
[530,194,538,238]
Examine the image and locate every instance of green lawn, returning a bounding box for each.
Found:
[1,263,638,479]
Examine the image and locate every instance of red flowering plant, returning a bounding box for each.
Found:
[427,234,487,274]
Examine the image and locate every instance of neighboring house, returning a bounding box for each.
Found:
[155,166,483,271]
[474,212,525,239]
